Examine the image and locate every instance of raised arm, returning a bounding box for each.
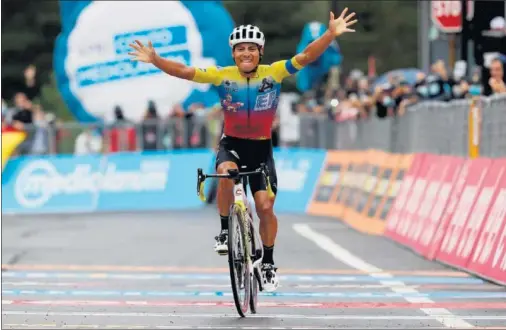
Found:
[294,8,357,67]
[129,40,195,80]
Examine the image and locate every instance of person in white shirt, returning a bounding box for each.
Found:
[74,125,103,155]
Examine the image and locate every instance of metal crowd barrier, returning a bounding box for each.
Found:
[11,115,224,156]
[298,94,506,158]
[8,94,505,158]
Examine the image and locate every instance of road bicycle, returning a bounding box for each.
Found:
[197,163,275,317]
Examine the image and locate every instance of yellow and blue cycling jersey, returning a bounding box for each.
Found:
[192,57,304,139]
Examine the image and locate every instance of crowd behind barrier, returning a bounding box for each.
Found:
[3,93,506,159]
[299,93,506,158]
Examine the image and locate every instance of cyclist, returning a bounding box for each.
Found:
[129,8,357,292]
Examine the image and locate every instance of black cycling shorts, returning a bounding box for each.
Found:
[215,135,278,196]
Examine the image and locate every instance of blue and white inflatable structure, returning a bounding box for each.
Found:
[54,0,235,122]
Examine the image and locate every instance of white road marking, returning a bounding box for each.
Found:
[186,283,424,289]
[2,310,506,320]
[292,223,475,329]
[0,325,472,330]
[2,281,96,287]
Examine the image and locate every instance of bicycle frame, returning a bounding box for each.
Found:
[231,178,264,283]
[197,163,275,293]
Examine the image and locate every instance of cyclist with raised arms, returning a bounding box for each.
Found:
[129,8,357,292]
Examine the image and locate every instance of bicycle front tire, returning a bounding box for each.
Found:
[227,204,251,317]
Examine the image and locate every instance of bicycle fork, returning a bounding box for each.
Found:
[233,183,264,292]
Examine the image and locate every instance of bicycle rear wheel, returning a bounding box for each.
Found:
[248,220,259,314]
[228,204,251,317]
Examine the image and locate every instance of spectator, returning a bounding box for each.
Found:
[167,103,187,148]
[21,64,41,101]
[391,76,416,116]
[2,99,17,131]
[347,78,373,118]
[277,92,300,147]
[468,66,484,97]
[107,105,136,152]
[428,60,453,101]
[206,103,224,150]
[373,83,397,118]
[488,57,506,94]
[30,104,52,155]
[74,124,103,155]
[186,102,210,148]
[12,92,33,129]
[296,91,325,114]
[10,92,35,155]
[141,100,160,151]
[111,105,133,127]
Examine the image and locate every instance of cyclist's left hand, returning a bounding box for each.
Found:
[329,8,357,37]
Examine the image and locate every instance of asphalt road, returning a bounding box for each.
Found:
[2,207,506,329]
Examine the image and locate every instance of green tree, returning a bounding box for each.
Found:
[1,0,61,101]
[224,0,418,87]
[224,0,331,91]
[335,0,419,75]
[33,73,74,121]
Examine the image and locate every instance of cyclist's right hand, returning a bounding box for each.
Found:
[128,40,157,64]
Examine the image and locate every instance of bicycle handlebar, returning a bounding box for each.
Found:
[196,163,274,202]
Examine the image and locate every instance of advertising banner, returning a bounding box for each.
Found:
[435,158,492,265]
[449,160,506,269]
[395,154,439,248]
[308,150,354,218]
[373,153,405,221]
[468,162,506,285]
[273,148,327,213]
[54,0,235,122]
[345,150,390,235]
[2,154,105,213]
[1,150,215,214]
[1,148,326,215]
[342,152,368,218]
[384,153,426,242]
[414,156,465,257]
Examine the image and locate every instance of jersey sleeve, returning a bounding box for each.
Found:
[270,57,305,82]
[191,66,223,86]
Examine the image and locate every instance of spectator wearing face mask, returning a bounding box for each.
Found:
[373,83,397,118]
[413,60,452,102]
[450,63,470,100]
[389,75,415,116]
[466,66,484,97]
[393,78,418,116]
[427,60,453,101]
[413,72,429,100]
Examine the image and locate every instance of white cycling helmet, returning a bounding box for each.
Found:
[229,24,265,48]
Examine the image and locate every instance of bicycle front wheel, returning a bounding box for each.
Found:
[228,204,251,317]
